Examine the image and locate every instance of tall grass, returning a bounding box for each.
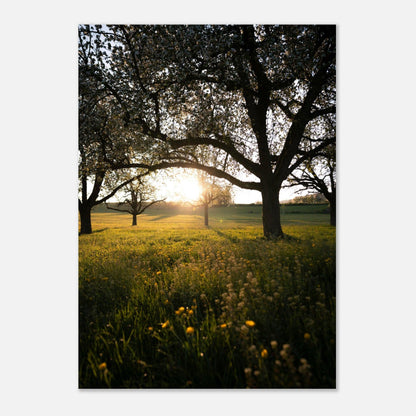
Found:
[79,211,335,388]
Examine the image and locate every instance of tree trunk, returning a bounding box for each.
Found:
[204,203,209,226]
[261,186,283,239]
[132,214,137,226]
[329,197,336,226]
[79,205,93,235]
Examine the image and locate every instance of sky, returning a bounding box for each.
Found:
[130,169,300,205]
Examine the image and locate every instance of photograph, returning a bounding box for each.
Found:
[78,24,336,388]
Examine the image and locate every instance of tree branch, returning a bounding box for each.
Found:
[286,136,335,175]
[168,134,262,177]
[112,160,262,191]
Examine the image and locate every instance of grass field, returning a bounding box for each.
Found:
[79,204,335,388]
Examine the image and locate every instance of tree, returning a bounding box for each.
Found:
[78,44,142,234]
[105,176,165,225]
[79,24,336,239]
[287,142,336,225]
[194,174,233,226]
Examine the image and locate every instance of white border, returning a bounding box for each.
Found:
[2,1,416,415]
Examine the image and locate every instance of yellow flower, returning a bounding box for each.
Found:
[245,320,256,328]
[179,307,185,312]
[98,362,107,370]
[304,332,311,340]
[161,320,169,329]
[148,326,153,331]
[261,349,268,358]
[186,326,195,334]
[156,271,162,275]
[188,309,194,315]
[220,323,227,329]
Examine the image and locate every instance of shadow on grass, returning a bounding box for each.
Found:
[149,215,175,221]
[209,227,240,243]
[79,228,109,236]
[210,227,302,244]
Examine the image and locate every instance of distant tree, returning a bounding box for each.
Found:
[196,175,233,226]
[105,176,165,225]
[287,193,327,204]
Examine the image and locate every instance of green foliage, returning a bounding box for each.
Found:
[79,209,335,388]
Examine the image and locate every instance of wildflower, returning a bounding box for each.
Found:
[156,271,162,275]
[188,309,193,315]
[270,340,278,349]
[220,323,227,329]
[244,368,252,376]
[240,325,249,335]
[178,307,185,312]
[161,320,169,329]
[261,349,268,358]
[148,327,153,331]
[98,362,107,370]
[245,320,256,328]
[186,326,195,334]
[304,333,311,340]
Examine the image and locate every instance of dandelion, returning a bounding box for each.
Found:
[148,327,153,331]
[98,362,107,370]
[179,307,185,312]
[245,320,256,328]
[220,323,227,329]
[156,271,162,275]
[261,349,268,358]
[161,320,169,329]
[304,332,311,340]
[188,309,193,315]
[186,326,195,334]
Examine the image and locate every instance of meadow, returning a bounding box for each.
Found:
[79,204,335,388]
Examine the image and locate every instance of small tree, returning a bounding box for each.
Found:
[106,176,165,225]
[193,174,233,226]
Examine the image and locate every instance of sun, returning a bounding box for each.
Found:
[174,174,202,202]
[161,171,202,202]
